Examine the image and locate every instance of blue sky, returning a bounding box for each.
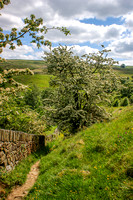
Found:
[0,0,133,65]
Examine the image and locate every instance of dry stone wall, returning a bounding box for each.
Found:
[0,129,45,171]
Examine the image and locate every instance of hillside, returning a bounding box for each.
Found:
[0,60,46,70]
[1,107,133,200]
[26,107,133,200]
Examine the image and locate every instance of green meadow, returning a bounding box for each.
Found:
[14,74,51,89]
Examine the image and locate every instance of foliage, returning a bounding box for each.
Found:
[43,45,119,133]
[24,85,42,109]
[120,97,129,107]
[112,99,120,107]
[0,68,34,109]
[130,95,133,104]
[0,94,46,134]
[120,77,133,99]
[120,64,126,68]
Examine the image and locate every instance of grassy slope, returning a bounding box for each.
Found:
[14,74,51,89]
[24,107,133,200]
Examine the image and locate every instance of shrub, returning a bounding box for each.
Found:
[112,99,120,107]
[120,97,129,106]
[24,85,42,109]
[129,95,133,104]
[120,64,126,68]
[0,96,46,134]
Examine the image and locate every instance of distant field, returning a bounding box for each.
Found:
[1,59,133,76]
[14,74,51,89]
[113,66,133,77]
[0,59,47,70]
[1,60,133,89]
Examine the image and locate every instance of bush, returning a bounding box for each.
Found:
[120,64,126,68]
[24,85,42,109]
[0,96,46,134]
[112,99,120,107]
[120,97,129,106]
[130,95,133,104]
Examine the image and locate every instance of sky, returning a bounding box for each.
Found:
[0,0,133,65]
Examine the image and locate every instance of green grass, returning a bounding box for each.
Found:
[14,74,51,89]
[0,107,132,200]
[24,106,133,200]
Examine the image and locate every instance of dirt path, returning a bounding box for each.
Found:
[6,160,40,200]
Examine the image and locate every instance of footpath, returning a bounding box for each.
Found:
[6,160,40,200]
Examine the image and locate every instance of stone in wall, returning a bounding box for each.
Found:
[0,129,45,171]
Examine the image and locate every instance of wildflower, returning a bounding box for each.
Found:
[94,166,97,169]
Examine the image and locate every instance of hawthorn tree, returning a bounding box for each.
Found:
[44,46,119,133]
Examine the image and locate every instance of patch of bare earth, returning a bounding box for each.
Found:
[6,160,40,200]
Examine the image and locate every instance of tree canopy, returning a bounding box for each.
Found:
[43,46,119,133]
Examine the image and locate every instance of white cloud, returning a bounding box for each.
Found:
[119,59,133,66]
[0,13,24,30]
[47,0,133,20]
[1,45,35,60]
[0,0,133,64]
[68,45,98,56]
[123,13,133,30]
[43,19,125,45]
[106,35,133,65]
